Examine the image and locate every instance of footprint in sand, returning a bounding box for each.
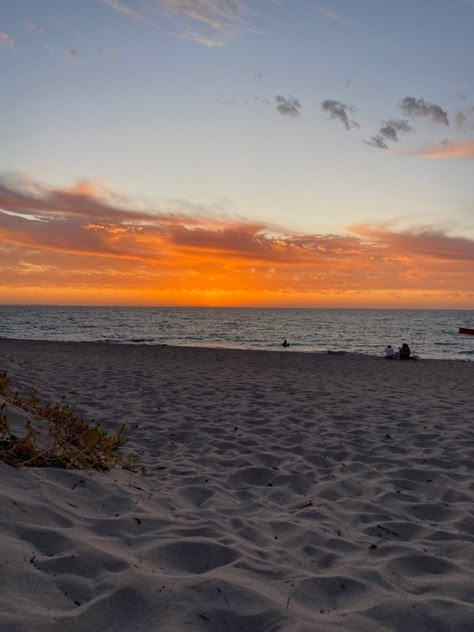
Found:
[150,540,238,575]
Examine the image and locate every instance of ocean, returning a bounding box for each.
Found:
[1,305,473,360]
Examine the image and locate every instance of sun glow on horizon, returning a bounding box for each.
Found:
[2,1,474,310]
[2,286,474,310]
[1,175,473,309]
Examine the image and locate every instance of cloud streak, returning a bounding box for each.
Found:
[318,5,353,26]
[159,0,246,31]
[100,0,249,44]
[1,174,473,306]
[100,0,146,22]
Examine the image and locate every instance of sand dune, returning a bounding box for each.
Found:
[1,338,473,631]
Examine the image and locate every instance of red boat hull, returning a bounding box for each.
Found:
[459,327,474,335]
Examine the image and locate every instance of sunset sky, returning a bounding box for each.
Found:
[1,0,473,307]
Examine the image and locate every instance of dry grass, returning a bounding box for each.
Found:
[0,371,128,470]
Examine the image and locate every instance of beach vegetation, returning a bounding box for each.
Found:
[0,371,127,470]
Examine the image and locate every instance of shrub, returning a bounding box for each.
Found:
[0,371,127,470]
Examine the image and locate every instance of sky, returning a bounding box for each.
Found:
[1,0,473,308]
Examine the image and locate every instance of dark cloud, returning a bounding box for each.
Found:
[275,95,301,118]
[366,135,389,150]
[379,119,413,142]
[366,119,413,149]
[321,99,359,130]
[399,96,449,125]
[455,107,474,130]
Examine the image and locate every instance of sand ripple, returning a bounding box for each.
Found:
[1,339,473,631]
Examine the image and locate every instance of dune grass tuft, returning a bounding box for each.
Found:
[0,371,127,470]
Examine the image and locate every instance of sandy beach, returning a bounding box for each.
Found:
[0,338,473,632]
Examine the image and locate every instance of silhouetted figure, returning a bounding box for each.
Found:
[282,339,290,348]
[399,342,411,360]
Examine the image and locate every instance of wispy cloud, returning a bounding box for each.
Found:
[24,20,43,34]
[178,28,225,46]
[158,0,247,31]
[366,119,413,150]
[455,106,474,130]
[275,95,301,118]
[0,32,15,47]
[414,140,474,159]
[400,96,449,125]
[1,174,473,305]
[100,0,250,44]
[318,5,353,26]
[100,0,146,22]
[321,99,359,130]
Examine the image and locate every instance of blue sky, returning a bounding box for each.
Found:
[1,1,473,307]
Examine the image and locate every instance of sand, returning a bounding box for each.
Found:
[0,338,473,632]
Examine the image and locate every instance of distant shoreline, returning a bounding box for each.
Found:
[0,335,471,363]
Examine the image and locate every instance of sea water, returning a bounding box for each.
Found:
[0,306,473,360]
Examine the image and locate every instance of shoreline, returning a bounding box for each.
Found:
[1,337,473,631]
[0,335,472,363]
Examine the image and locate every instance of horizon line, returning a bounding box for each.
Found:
[1,304,473,311]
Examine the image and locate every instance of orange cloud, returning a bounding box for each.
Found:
[350,223,474,261]
[415,140,474,159]
[1,174,473,307]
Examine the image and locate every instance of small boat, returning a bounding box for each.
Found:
[459,327,474,335]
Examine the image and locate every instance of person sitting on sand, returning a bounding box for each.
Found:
[384,344,396,359]
[282,339,290,348]
[399,342,411,360]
